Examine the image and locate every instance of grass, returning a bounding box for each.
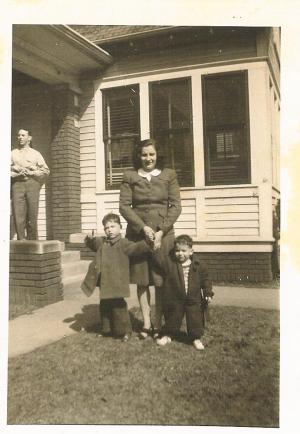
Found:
[7,305,279,426]
[216,276,280,289]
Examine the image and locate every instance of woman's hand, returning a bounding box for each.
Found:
[143,226,155,243]
[153,230,163,250]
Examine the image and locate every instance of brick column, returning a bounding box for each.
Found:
[9,240,63,310]
[51,85,81,242]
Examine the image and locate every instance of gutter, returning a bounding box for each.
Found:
[50,25,113,65]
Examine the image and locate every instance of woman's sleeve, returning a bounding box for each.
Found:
[158,170,182,234]
[119,171,145,234]
[122,239,151,257]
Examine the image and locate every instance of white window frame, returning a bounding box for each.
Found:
[94,61,270,194]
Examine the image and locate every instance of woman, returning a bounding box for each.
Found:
[119,139,182,338]
[11,128,50,240]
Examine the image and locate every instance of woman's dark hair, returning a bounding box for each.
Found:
[132,138,164,170]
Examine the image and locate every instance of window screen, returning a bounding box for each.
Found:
[150,78,194,187]
[202,71,251,185]
[102,85,140,189]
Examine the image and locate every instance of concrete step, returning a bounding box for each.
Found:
[59,241,65,252]
[62,259,91,280]
[63,273,87,291]
[61,250,80,264]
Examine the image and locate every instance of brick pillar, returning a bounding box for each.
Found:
[9,240,63,311]
[51,85,81,242]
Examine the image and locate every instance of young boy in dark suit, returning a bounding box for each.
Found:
[154,235,213,350]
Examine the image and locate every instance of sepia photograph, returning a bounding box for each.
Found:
[6,22,281,426]
[3,1,300,431]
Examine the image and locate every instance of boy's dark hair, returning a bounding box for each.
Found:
[174,234,193,248]
[102,213,122,228]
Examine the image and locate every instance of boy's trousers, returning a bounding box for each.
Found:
[162,301,205,340]
[99,298,132,337]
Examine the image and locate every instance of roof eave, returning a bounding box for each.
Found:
[51,25,113,65]
[91,26,184,45]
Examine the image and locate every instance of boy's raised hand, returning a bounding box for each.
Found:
[84,230,96,247]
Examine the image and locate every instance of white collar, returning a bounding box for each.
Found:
[181,259,192,267]
[138,168,161,181]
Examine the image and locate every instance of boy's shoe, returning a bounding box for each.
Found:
[122,334,130,342]
[193,339,204,350]
[152,328,160,340]
[156,336,172,346]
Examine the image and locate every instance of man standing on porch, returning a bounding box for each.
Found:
[11,128,50,240]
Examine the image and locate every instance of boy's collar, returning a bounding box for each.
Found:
[171,250,200,269]
[105,234,121,245]
[180,258,192,267]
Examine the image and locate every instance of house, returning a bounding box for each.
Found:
[11,25,280,282]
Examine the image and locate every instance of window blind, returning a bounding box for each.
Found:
[102,85,140,189]
[202,71,250,185]
[150,78,194,187]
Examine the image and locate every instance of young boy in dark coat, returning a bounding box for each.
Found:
[81,213,150,341]
[154,235,214,350]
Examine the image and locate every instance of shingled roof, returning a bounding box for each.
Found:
[70,25,174,44]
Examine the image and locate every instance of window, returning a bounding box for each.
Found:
[102,85,140,189]
[149,78,194,187]
[202,71,251,185]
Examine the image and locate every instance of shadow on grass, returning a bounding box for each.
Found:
[63,304,101,333]
[63,305,194,346]
[63,305,146,335]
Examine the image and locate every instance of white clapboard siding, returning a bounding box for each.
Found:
[80,86,96,197]
[206,220,258,228]
[80,131,95,140]
[81,166,96,175]
[80,146,96,155]
[81,105,95,115]
[80,153,96,161]
[89,195,197,237]
[205,204,259,213]
[204,192,259,237]
[174,197,197,236]
[80,173,96,182]
[80,119,95,128]
[81,180,97,189]
[206,228,259,236]
[207,212,258,221]
[80,139,95,148]
[80,160,96,168]
[81,202,97,232]
[37,186,47,240]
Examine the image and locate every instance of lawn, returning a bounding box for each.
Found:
[7,305,279,426]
